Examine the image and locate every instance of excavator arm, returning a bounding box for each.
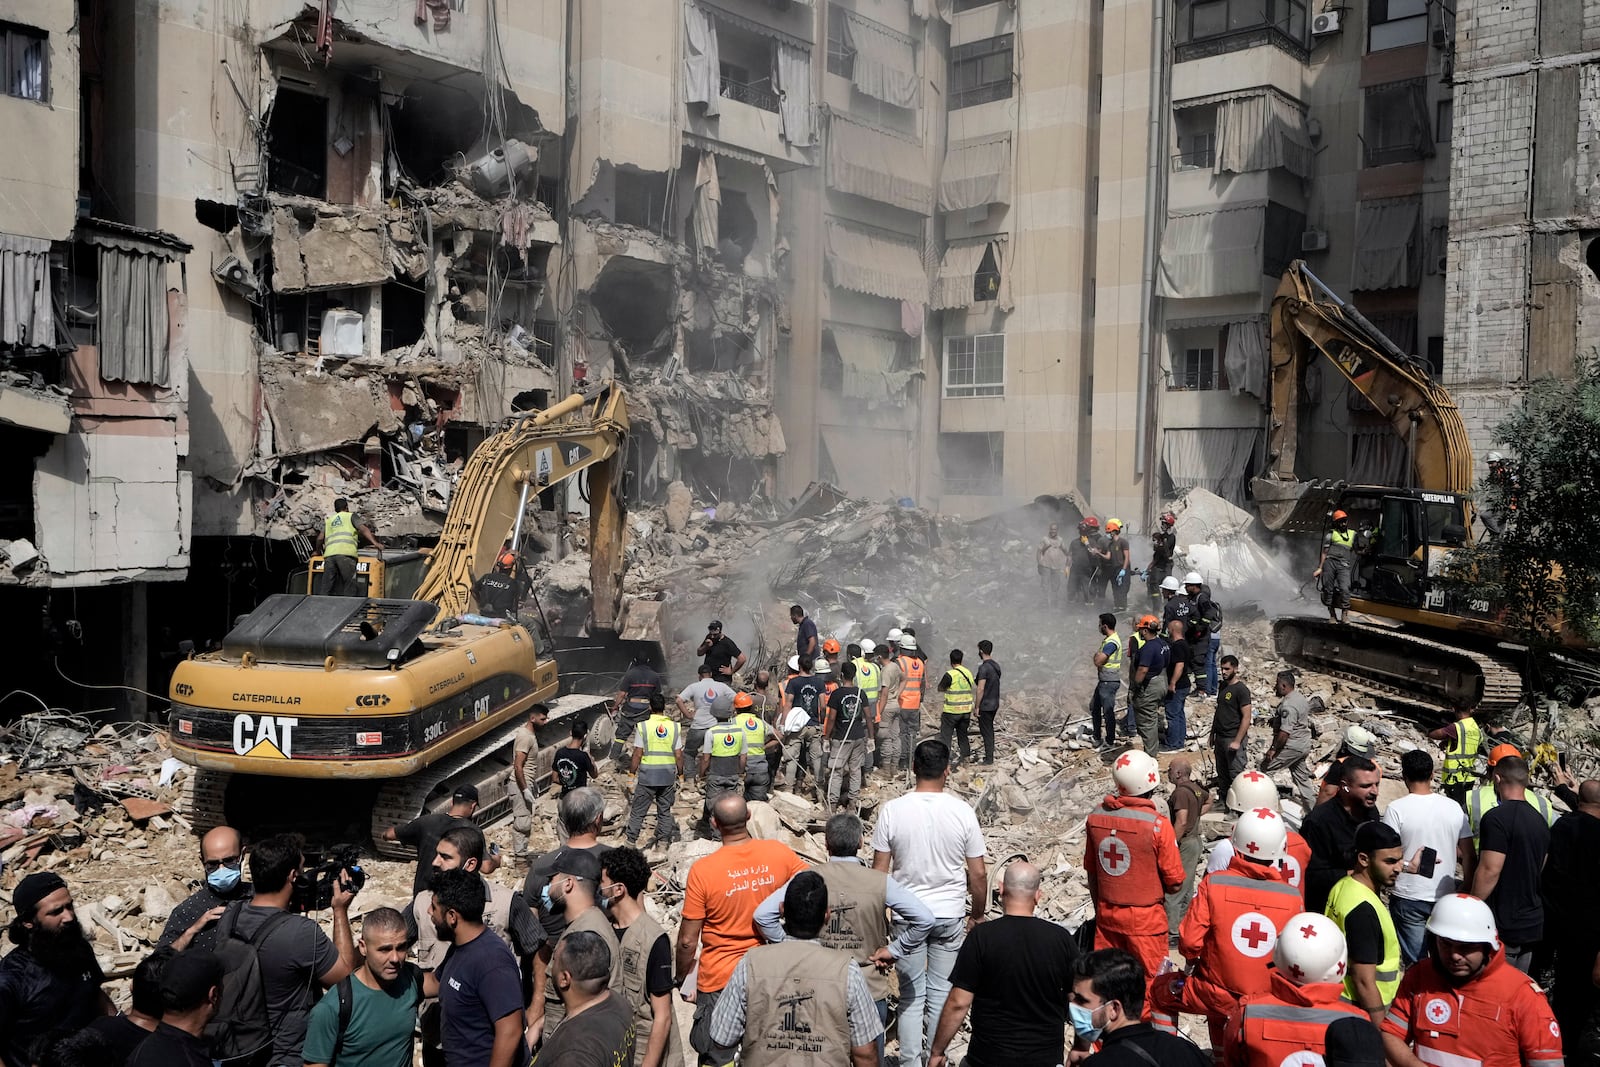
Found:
[1254,261,1475,531]
[412,382,631,625]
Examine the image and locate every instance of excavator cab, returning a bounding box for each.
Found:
[1333,487,1482,619]
[292,548,431,599]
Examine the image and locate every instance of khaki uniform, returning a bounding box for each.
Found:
[544,905,621,1034]
[815,861,892,1003]
[508,724,540,857]
[740,940,852,1067]
[615,910,683,1067]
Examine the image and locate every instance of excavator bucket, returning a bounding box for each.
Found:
[1252,477,1349,534]
[544,595,669,697]
[617,596,670,646]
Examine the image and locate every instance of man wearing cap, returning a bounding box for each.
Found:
[697,620,745,684]
[0,872,111,1066]
[530,847,620,1042]
[384,785,480,897]
[734,691,776,801]
[626,694,684,847]
[613,654,664,763]
[1381,893,1564,1067]
[697,694,748,838]
[1316,509,1357,624]
[1429,705,1483,806]
[126,949,224,1067]
[1465,744,1556,846]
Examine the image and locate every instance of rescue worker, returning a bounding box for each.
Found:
[314,496,381,595]
[612,652,664,764]
[1088,613,1124,748]
[625,693,683,847]
[1315,509,1357,624]
[1069,517,1099,605]
[1147,511,1177,612]
[735,692,777,802]
[1038,522,1072,607]
[851,641,881,707]
[494,539,518,573]
[1089,521,1117,605]
[1221,912,1370,1067]
[895,632,926,770]
[1207,769,1314,894]
[1261,670,1319,810]
[936,648,976,766]
[1105,518,1132,610]
[876,638,905,771]
[823,636,843,661]
[1130,615,1170,758]
[1159,574,1193,628]
[697,694,746,839]
[1324,820,1404,1021]
[1465,742,1556,845]
[780,655,824,796]
[1122,609,1149,737]
[1152,807,1305,1049]
[823,661,872,813]
[1085,749,1186,1006]
[1183,571,1222,697]
[1381,893,1564,1067]
[1429,705,1483,806]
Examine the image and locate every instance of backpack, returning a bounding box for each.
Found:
[208,902,294,1065]
[328,965,423,1065]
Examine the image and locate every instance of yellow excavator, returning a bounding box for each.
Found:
[1251,262,1598,714]
[167,382,665,849]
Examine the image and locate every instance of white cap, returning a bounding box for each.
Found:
[1342,724,1377,757]
[1111,750,1161,796]
[1183,571,1203,586]
[1487,450,1504,464]
[860,638,877,654]
[814,657,832,674]
[1426,894,1499,947]
[887,627,904,642]
[898,634,918,650]
[1160,575,1181,592]
[1230,805,1288,864]
[1225,770,1281,814]
[788,655,800,672]
[1274,913,1348,985]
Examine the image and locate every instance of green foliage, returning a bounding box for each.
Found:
[1443,355,1600,645]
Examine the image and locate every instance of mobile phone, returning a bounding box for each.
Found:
[1417,847,1438,879]
[490,842,501,858]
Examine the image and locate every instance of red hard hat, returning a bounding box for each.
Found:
[1083,516,1100,528]
[1160,511,1177,526]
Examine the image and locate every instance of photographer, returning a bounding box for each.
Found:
[216,832,359,1066]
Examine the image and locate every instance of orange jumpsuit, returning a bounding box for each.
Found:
[1222,969,1368,1067]
[1382,946,1564,1067]
[1085,792,1186,1007]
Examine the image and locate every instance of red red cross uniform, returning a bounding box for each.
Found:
[1086,776,1186,1008]
[1280,830,1311,893]
[1381,946,1564,1067]
[1222,970,1368,1067]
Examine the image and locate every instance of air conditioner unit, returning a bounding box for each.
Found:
[212,254,260,302]
[1312,10,1342,36]
[1301,229,1329,253]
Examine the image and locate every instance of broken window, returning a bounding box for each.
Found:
[1174,106,1217,170]
[2,22,47,102]
[943,333,1004,397]
[1363,80,1434,167]
[1368,0,1428,52]
[717,189,757,267]
[826,4,853,78]
[589,257,673,357]
[614,169,668,231]
[1263,201,1307,277]
[272,288,367,354]
[267,88,329,197]
[939,432,1004,496]
[386,84,484,188]
[380,281,425,351]
[949,35,1013,110]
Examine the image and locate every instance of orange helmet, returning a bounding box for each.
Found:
[733,692,754,709]
[1138,614,1161,631]
[823,637,842,656]
[1331,510,1348,521]
[1487,742,1521,766]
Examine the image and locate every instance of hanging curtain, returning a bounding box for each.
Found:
[98,249,171,386]
[932,241,991,309]
[693,152,721,253]
[1214,93,1314,178]
[684,3,721,117]
[1350,426,1409,485]
[1223,318,1267,399]
[1351,199,1420,291]
[843,15,920,109]
[0,234,53,348]
[1156,206,1265,298]
[939,134,1012,211]
[824,219,928,303]
[1161,428,1260,506]
[774,42,815,146]
[828,114,932,212]
[826,324,914,405]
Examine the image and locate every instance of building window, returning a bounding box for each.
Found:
[950,35,1013,110]
[943,333,1005,397]
[1368,0,1428,52]
[1264,202,1308,277]
[2,23,46,102]
[266,88,329,198]
[1436,98,1453,142]
[974,245,1001,303]
[1173,106,1217,170]
[1172,346,1220,390]
[1425,335,1443,377]
[952,0,997,10]
[614,169,667,230]
[826,4,854,79]
[939,432,1004,495]
[1177,0,1308,50]
[1363,80,1434,167]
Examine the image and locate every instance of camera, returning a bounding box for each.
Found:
[290,843,367,913]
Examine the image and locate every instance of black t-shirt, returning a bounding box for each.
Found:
[617,665,662,717]
[83,1013,152,1062]
[524,843,613,941]
[1301,801,1380,913]
[1151,532,1176,567]
[644,932,674,997]
[1086,1022,1212,1067]
[0,944,106,1067]
[700,635,742,678]
[532,990,636,1067]
[1213,680,1252,740]
[796,616,818,656]
[1165,638,1191,687]
[1479,798,1551,943]
[826,686,869,741]
[947,914,1078,1067]
[158,880,254,951]
[1545,810,1600,940]
[397,811,475,896]
[552,747,598,794]
[1342,899,1386,966]
[975,658,1002,712]
[784,675,824,725]
[438,928,528,1067]
[127,1022,212,1067]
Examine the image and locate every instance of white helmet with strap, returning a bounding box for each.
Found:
[1111,750,1161,797]
[1274,912,1348,985]
[1231,805,1288,863]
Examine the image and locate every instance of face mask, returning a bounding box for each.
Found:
[540,885,566,915]
[206,864,242,893]
[1069,1002,1105,1043]
[599,888,617,912]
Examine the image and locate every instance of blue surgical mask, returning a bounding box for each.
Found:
[206,864,242,894]
[599,888,616,912]
[540,884,565,915]
[1069,1002,1104,1043]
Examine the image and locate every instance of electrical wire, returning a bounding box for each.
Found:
[53,657,173,707]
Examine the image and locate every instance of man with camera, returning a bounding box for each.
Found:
[214,832,361,1066]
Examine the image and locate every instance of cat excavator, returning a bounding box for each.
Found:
[1251,262,1599,716]
[166,382,666,850]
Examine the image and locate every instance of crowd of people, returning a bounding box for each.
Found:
[1,557,1595,1067]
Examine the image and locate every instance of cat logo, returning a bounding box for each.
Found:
[175,683,194,697]
[233,714,299,759]
[355,694,391,707]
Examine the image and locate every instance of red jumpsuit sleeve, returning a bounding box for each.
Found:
[1221,1002,1249,1067]
[1514,981,1566,1063]
[1380,970,1418,1040]
[1155,817,1186,894]
[1178,875,1212,960]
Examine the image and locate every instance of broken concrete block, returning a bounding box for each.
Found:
[1,538,39,570]
[120,798,173,823]
[664,482,693,533]
[140,883,177,923]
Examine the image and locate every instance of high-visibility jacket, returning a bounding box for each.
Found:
[1326,526,1357,560]
[1181,858,1304,1006]
[1466,785,1554,844]
[738,713,770,769]
[1325,875,1402,1007]
[1224,971,1368,1067]
[323,512,359,557]
[1085,793,1186,913]
[639,715,680,767]
[853,658,880,702]
[898,657,925,710]
[1097,631,1124,680]
[943,664,975,716]
[1382,946,1564,1067]
[1441,716,1482,786]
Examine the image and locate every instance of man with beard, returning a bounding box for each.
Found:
[423,869,527,1067]
[0,871,111,1067]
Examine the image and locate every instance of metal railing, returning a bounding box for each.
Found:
[720,75,780,113]
[1172,146,1216,170]
[950,80,1012,110]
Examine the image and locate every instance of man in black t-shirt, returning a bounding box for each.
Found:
[424,869,528,1067]
[930,861,1077,1067]
[384,786,479,897]
[1162,619,1191,751]
[780,656,825,795]
[697,619,746,683]
[552,719,599,797]
[1211,656,1252,795]
[974,640,1002,765]
[823,662,871,812]
[535,931,636,1066]
[1472,755,1551,973]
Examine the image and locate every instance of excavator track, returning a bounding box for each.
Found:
[1272,616,1524,720]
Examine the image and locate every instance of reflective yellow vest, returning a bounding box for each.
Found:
[738,713,768,763]
[943,664,975,716]
[639,715,679,767]
[324,512,359,557]
[1441,716,1481,786]
[1325,875,1401,1007]
[1466,785,1554,844]
[854,659,881,701]
[1099,631,1124,675]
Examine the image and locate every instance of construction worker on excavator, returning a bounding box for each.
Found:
[1465,743,1556,846]
[1221,911,1369,1067]
[314,496,382,596]
[1085,749,1186,1009]
[1152,806,1305,1049]
[1315,509,1357,624]
[1429,705,1483,806]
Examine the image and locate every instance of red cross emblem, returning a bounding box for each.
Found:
[1252,807,1277,821]
[1245,839,1261,854]
[1116,753,1135,768]
[1424,998,1452,1026]
[1300,923,1319,939]
[1097,836,1131,876]
[1281,855,1303,886]
[1231,911,1277,958]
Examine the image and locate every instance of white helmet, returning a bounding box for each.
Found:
[898,634,918,650]
[1486,450,1504,464]
[1273,912,1348,985]
[1342,724,1377,757]
[887,627,904,643]
[1160,575,1181,592]
[1111,750,1161,796]
[1426,893,1499,947]
[1231,805,1288,863]
[788,655,800,672]
[813,657,832,675]
[1183,571,1204,586]
[1225,770,1281,814]
[860,638,877,655]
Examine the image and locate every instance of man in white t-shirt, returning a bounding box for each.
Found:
[872,739,988,1067]
[677,664,735,762]
[1381,748,1473,966]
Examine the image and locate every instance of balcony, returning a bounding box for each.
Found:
[720,73,779,113]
